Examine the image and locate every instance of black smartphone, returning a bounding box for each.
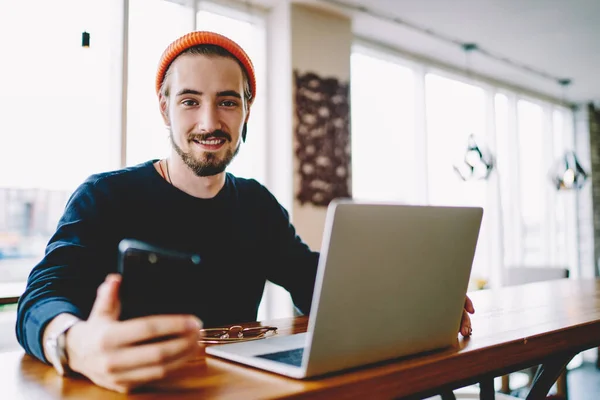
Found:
[117,238,203,320]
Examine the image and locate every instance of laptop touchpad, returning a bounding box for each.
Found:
[256,347,304,367]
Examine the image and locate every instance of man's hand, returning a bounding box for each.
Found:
[65,274,202,393]
[460,295,474,337]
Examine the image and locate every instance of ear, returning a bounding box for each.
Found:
[158,94,170,126]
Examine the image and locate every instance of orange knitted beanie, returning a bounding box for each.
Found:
[155,31,256,103]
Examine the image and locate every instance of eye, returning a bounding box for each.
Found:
[181,99,198,107]
[220,100,238,107]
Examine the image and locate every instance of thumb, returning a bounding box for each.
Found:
[89,274,122,320]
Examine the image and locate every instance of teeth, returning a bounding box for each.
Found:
[199,139,223,145]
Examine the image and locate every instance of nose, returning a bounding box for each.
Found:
[197,103,222,133]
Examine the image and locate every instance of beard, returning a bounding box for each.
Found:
[169,129,240,177]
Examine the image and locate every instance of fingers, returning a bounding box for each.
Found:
[83,313,202,394]
[461,295,475,337]
[89,274,122,320]
[464,295,475,314]
[460,309,472,337]
[101,330,200,373]
[92,345,196,394]
[104,315,202,348]
[101,344,198,393]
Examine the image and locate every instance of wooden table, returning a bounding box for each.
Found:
[3,278,600,399]
[0,282,25,305]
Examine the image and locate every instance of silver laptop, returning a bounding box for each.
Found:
[206,199,483,379]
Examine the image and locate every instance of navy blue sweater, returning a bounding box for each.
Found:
[16,161,319,363]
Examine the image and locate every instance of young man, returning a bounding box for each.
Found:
[16,31,474,393]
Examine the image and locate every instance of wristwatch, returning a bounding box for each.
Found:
[45,319,80,376]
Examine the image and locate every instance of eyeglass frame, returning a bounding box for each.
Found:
[199,325,278,344]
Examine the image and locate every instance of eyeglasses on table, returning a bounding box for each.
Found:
[199,325,278,344]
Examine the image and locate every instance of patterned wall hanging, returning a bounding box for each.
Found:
[293,70,351,207]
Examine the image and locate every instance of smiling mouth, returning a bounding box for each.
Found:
[192,137,227,151]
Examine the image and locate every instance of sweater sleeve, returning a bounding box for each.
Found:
[15,180,113,363]
[257,185,319,315]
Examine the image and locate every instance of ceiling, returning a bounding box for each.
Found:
[321,0,600,104]
[208,0,599,103]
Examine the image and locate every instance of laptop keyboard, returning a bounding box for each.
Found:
[256,347,304,367]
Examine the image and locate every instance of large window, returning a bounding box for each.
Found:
[0,0,269,287]
[516,100,546,265]
[350,51,417,203]
[495,96,577,270]
[424,73,490,281]
[425,74,487,207]
[351,45,579,288]
[494,93,518,270]
[552,109,578,271]
[0,0,120,279]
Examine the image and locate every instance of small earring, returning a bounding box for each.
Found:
[242,123,248,142]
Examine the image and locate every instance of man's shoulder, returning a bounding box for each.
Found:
[226,173,264,193]
[85,160,155,187]
[225,174,286,213]
[69,160,156,202]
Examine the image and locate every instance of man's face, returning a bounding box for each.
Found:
[162,54,247,177]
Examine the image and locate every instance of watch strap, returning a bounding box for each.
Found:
[49,318,81,376]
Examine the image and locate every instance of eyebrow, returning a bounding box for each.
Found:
[175,89,242,99]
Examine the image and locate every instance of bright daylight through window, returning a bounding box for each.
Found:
[0,0,268,291]
[350,46,579,290]
[0,0,118,281]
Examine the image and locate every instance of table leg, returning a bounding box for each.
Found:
[480,378,496,399]
[526,354,574,400]
[556,370,568,400]
[440,391,457,400]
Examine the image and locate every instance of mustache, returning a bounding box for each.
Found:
[189,130,231,142]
